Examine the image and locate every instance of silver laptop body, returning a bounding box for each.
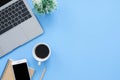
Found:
[0,0,43,57]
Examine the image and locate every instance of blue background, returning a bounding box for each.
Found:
[0,0,120,80]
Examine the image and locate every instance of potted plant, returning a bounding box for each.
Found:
[32,0,57,14]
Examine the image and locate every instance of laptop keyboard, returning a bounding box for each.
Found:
[0,0,32,35]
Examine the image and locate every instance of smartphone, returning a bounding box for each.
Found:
[12,59,30,80]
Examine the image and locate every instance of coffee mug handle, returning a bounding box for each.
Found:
[38,62,41,66]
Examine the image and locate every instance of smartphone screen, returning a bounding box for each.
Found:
[13,63,30,80]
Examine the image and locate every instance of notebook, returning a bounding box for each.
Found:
[1,59,34,80]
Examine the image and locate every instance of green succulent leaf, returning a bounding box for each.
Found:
[33,0,57,14]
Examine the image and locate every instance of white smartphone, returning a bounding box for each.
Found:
[12,59,30,80]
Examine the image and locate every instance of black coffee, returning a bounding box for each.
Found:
[35,44,49,59]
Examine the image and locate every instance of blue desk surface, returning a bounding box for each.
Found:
[0,0,120,80]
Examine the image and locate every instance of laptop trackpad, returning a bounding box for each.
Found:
[0,26,28,53]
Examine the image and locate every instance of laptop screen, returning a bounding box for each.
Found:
[0,0,12,7]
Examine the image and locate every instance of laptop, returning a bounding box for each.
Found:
[0,0,43,57]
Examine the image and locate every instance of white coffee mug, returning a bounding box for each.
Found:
[32,43,51,65]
